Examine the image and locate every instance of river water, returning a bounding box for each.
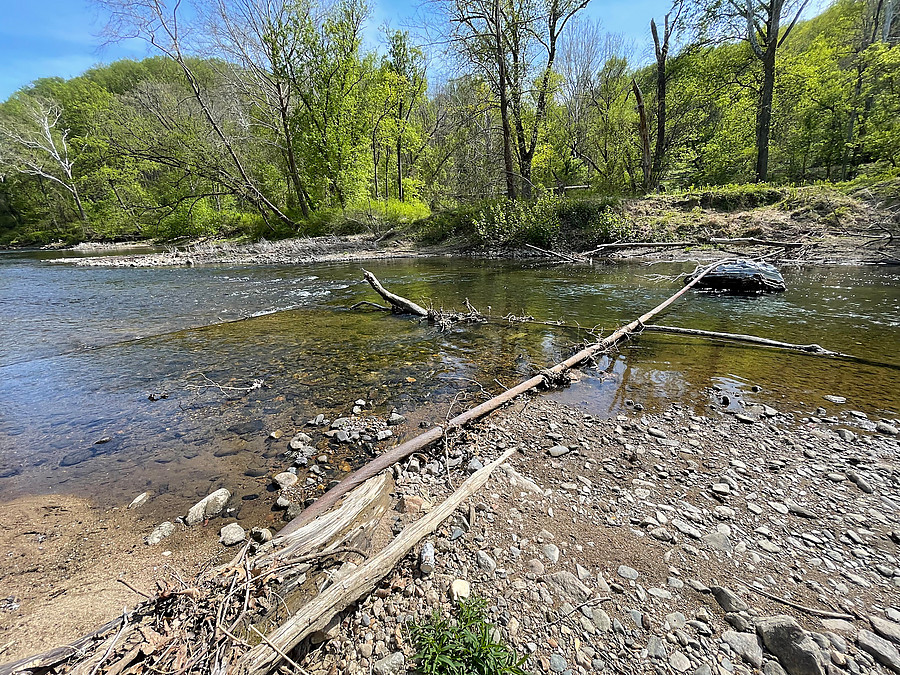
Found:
[1,251,898,516]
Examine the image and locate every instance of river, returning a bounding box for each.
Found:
[1,251,898,518]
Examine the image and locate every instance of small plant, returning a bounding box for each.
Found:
[408,596,528,675]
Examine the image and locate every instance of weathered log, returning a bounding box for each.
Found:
[234,448,517,674]
[581,241,694,255]
[523,243,581,263]
[362,269,428,316]
[709,237,805,248]
[641,325,852,357]
[279,259,732,536]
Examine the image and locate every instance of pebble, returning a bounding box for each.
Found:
[219,523,246,546]
[146,521,175,545]
[669,651,691,672]
[617,565,639,580]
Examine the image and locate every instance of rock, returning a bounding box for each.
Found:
[450,579,471,601]
[712,483,731,496]
[592,609,611,632]
[128,492,150,509]
[651,527,674,542]
[373,652,406,675]
[736,414,756,424]
[876,421,899,436]
[548,445,570,458]
[672,518,703,539]
[723,631,764,668]
[702,532,733,554]
[617,565,639,580]
[858,629,900,672]
[387,412,406,426]
[549,654,567,672]
[819,619,855,635]
[527,558,545,575]
[250,527,273,543]
[785,499,816,519]
[669,651,691,672]
[544,571,592,604]
[467,457,484,473]
[289,432,313,449]
[648,635,668,658]
[837,429,856,442]
[870,616,900,647]
[185,488,231,525]
[398,495,428,513]
[710,586,749,613]
[648,428,667,439]
[824,395,846,404]
[219,523,246,546]
[476,550,497,574]
[542,543,560,563]
[146,521,175,545]
[756,615,827,675]
[274,472,298,489]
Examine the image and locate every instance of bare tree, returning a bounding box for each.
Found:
[0,97,89,225]
[97,0,295,227]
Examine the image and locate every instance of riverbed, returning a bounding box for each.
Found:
[1,252,898,512]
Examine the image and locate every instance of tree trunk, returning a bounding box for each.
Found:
[495,0,517,199]
[397,102,404,202]
[650,16,669,190]
[632,79,652,194]
[755,49,776,183]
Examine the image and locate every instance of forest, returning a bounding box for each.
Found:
[0,0,897,246]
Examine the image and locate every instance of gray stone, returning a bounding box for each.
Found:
[837,429,856,442]
[476,550,496,573]
[858,629,900,672]
[723,631,764,668]
[648,635,668,658]
[666,612,687,630]
[672,518,703,539]
[146,521,175,545]
[871,616,900,646]
[219,523,246,546]
[785,499,816,519]
[702,531,733,554]
[669,651,691,672]
[756,615,827,675]
[186,488,231,525]
[387,412,406,426]
[544,571,592,604]
[824,395,846,404]
[548,445,570,457]
[592,608,611,632]
[617,565,639,580]
[373,652,406,675]
[876,421,899,436]
[711,586,749,613]
[549,654,567,673]
[527,558,545,575]
[543,543,560,563]
[651,527,674,542]
[763,662,787,675]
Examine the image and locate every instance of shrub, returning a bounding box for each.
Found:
[409,596,527,675]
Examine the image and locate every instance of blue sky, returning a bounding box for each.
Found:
[0,0,702,100]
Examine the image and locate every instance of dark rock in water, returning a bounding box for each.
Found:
[244,466,268,477]
[60,448,94,467]
[0,465,22,478]
[686,259,786,293]
[227,420,264,436]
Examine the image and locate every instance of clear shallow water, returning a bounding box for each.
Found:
[0,252,898,510]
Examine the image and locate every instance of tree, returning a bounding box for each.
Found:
[692,0,811,182]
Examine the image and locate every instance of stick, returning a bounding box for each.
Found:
[234,448,517,674]
[523,243,580,263]
[641,325,850,357]
[362,269,428,316]
[734,581,855,621]
[581,241,694,255]
[279,259,731,536]
[709,237,806,248]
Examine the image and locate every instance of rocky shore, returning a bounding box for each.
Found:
[277,395,900,675]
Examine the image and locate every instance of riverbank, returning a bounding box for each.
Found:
[3,390,900,671]
[54,184,899,269]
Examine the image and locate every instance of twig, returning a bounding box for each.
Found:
[88,608,129,675]
[248,624,310,675]
[544,596,612,626]
[117,578,152,599]
[734,581,855,621]
[350,301,390,311]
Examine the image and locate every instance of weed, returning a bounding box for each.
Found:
[408,596,528,675]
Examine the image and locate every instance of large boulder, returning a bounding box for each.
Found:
[755,615,827,675]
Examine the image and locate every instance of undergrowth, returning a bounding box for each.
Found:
[408,596,528,675]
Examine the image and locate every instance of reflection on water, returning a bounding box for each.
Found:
[0,253,897,510]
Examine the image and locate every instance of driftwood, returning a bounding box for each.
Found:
[641,325,853,358]
[280,259,732,536]
[734,581,855,621]
[234,448,517,674]
[582,241,694,255]
[524,243,581,262]
[362,269,428,316]
[709,237,806,248]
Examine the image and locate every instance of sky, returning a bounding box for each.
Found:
[0,0,688,100]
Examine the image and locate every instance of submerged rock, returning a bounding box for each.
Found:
[185,488,231,525]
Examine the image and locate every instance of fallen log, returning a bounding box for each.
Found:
[279,259,732,537]
[709,237,806,248]
[581,241,694,255]
[234,447,517,674]
[641,325,852,357]
[362,269,427,316]
[524,243,581,263]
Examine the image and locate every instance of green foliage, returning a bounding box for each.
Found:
[670,184,787,211]
[409,596,527,675]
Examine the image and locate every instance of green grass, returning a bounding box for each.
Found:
[408,596,528,675]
